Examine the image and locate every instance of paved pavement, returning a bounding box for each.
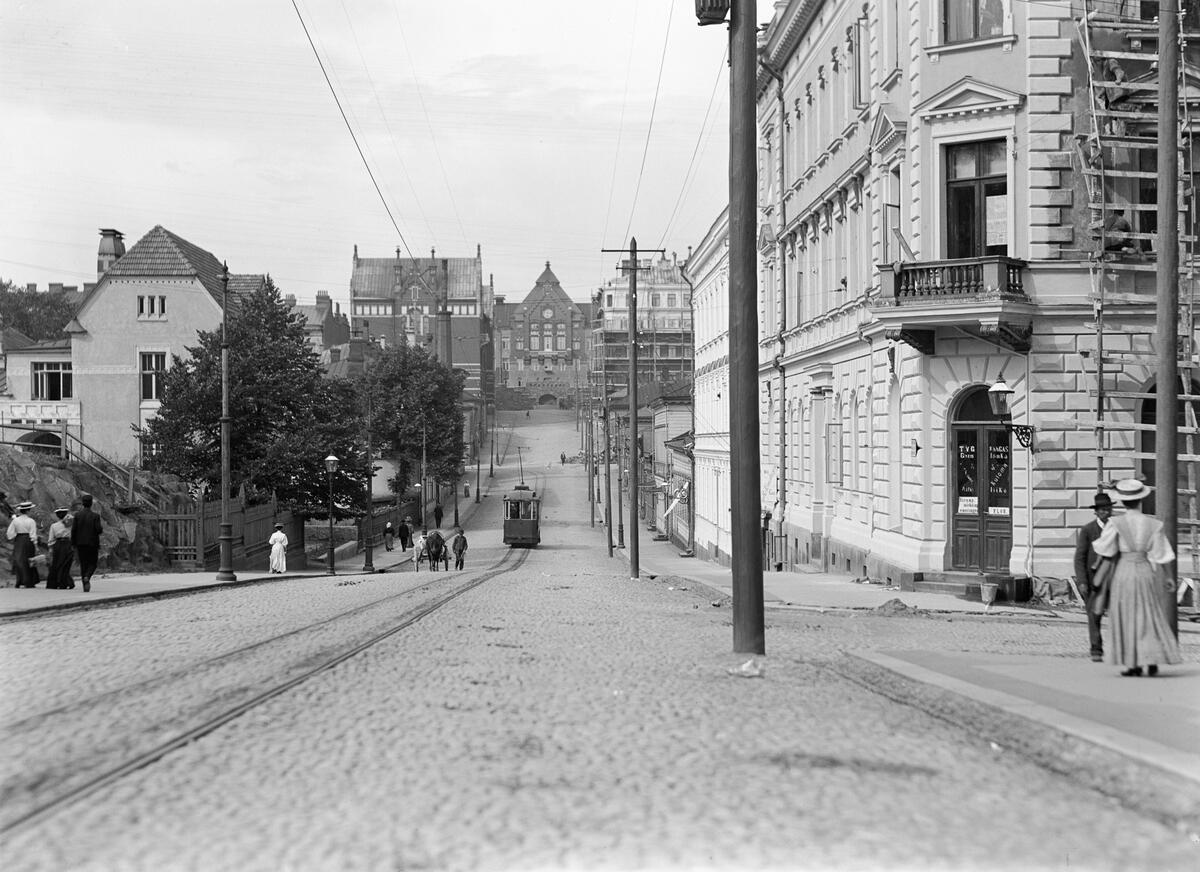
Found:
[610,524,1200,787]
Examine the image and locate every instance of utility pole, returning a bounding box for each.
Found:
[216,263,236,582]
[1157,0,1180,636]
[361,330,375,574]
[603,401,614,557]
[588,392,595,527]
[697,0,764,653]
[604,240,665,581]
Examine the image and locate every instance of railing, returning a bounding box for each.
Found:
[879,256,1028,304]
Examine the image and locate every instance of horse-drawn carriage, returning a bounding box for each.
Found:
[413,530,449,570]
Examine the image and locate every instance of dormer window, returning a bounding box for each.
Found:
[138,295,167,320]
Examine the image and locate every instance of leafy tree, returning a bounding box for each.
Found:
[0,278,77,339]
[364,344,465,493]
[137,278,363,515]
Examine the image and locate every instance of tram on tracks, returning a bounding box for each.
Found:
[502,446,541,546]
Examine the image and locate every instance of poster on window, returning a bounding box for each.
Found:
[956,435,978,515]
[985,194,1008,246]
[987,434,1011,517]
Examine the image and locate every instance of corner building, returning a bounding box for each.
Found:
[757,0,1200,589]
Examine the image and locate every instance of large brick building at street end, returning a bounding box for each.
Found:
[751,0,1200,595]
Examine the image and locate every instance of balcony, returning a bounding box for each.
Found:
[872,256,1034,354]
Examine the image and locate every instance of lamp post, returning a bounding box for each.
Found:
[988,376,1035,449]
[216,262,236,582]
[325,454,339,574]
[475,417,482,503]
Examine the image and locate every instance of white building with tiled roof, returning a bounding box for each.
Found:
[23,225,267,465]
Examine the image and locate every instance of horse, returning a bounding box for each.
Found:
[417,530,448,571]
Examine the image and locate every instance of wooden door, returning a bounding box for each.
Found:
[952,425,1012,573]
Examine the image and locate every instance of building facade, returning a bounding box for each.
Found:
[591,254,693,394]
[755,0,1199,589]
[688,207,732,565]
[495,263,591,405]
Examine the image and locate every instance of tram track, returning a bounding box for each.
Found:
[0,538,534,838]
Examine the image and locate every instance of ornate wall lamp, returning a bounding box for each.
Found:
[988,376,1036,450]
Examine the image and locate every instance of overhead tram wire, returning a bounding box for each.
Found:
[599,1,639,284]
[622,1,675,246]
[336,0,436,246]
[658,44,727,251]
[288,0,433,289]
[389,2,470,249]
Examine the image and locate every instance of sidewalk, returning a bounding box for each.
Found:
[614,525,1200,786]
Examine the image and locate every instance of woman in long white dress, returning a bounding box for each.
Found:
[268,523,288,574]
[1092,479,1182,677]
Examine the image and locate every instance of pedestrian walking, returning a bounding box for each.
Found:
[71,493,103,592]
[449,526,468,570]
[47,507,75,589]
[1092,479,1182,677]
[384,520,395,551]
[268,522,288,574]
[6,501,38,588]
[1073,492,1113,661]
[433,503,444,529]
[560,451,566,466]
[400,516,413,551]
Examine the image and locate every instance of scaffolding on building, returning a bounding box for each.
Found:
[1073,1,1200,600]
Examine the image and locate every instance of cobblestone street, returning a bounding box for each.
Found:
[2,415,1197,871]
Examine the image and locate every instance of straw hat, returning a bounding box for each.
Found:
[1113,478,1153,502]
[54,507,69,518]
[274,522,284,529]
[16,501,33,512]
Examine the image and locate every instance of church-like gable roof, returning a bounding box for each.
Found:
[519,261,580,314]
[104,225,226,302]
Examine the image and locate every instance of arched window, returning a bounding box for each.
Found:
[859,393,870,491]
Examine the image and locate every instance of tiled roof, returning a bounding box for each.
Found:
[105,225,226,303]
[350,255,482,303]
[0,327,35,352]
[447,259,482,299]
[492,302,515,329]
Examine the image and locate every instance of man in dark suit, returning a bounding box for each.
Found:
[71,492,103,592]
[1073,492,1113,661]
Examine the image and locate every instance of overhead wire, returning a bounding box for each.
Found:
[622,1,675,246]
[657,43,727,251]
[599,0,639,274]
[288,0,434,296]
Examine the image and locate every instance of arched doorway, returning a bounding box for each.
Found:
[15,430,62,455]
[950,386,1013,573]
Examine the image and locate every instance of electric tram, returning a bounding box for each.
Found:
[502,446,541,546]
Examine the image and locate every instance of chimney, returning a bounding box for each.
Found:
[396,246,401,260]
[49,283,63,293]
[26,283,36,293]
[476,243,481,259]
[315,290,331,312]
[284,294,297,307]
[431,246,436,259]
[97,228,125,278]
[353,244,359,266]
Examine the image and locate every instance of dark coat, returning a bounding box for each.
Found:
[1073,519,1105,590]
[71,507,103,548]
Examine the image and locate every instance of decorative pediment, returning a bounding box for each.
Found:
[757,221,775,253]
[870,105,908,157]
[913,77,1023,122]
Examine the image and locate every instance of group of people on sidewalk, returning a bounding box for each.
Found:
[1074,479,1183,677]
[5,493,103,592]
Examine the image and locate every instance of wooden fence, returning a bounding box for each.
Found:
[148,488,304,571]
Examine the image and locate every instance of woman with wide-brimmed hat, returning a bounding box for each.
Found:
[1092,478,1182,676]
[267,522,288,574]
[6,501,39,587]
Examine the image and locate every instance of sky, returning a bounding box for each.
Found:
[1,0,777,309]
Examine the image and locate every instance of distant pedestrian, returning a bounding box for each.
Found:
[6,501,38,588]
[1092,479,1182,677]
[560,452,566,466]
[268,523,288,574]
[433,503,444,529]
[384,520,395,551]
[400,516,413,550]
[47,507,75,589]
[449,527,468,570]
[1074,492,1113,661]
[71,493,103,592]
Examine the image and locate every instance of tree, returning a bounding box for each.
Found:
[364,344,465,494]
[137,278,363,514]
[0,278,77,340]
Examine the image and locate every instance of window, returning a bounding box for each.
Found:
[944,0,1005,44]
[606,293,613,308]
[946,140,1007,258]
[141,352,167,400]
[531,334,541,351]
[556,335,566,350]
[137,295,167,319]
[854,17,870,107]
[666,294,677,307]
[32,362,72,400]
[826,422,842,484]
[651,294,661,307]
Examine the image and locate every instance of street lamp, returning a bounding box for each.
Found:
[988,375,1036,449]
[325,454,339,574]
[216,262,236,582]
[360,329,375,574]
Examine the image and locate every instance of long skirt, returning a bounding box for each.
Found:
[1106,555,1182,669]
[269,542,287,574]
[48,539,74,589]
[10,533,35,587]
